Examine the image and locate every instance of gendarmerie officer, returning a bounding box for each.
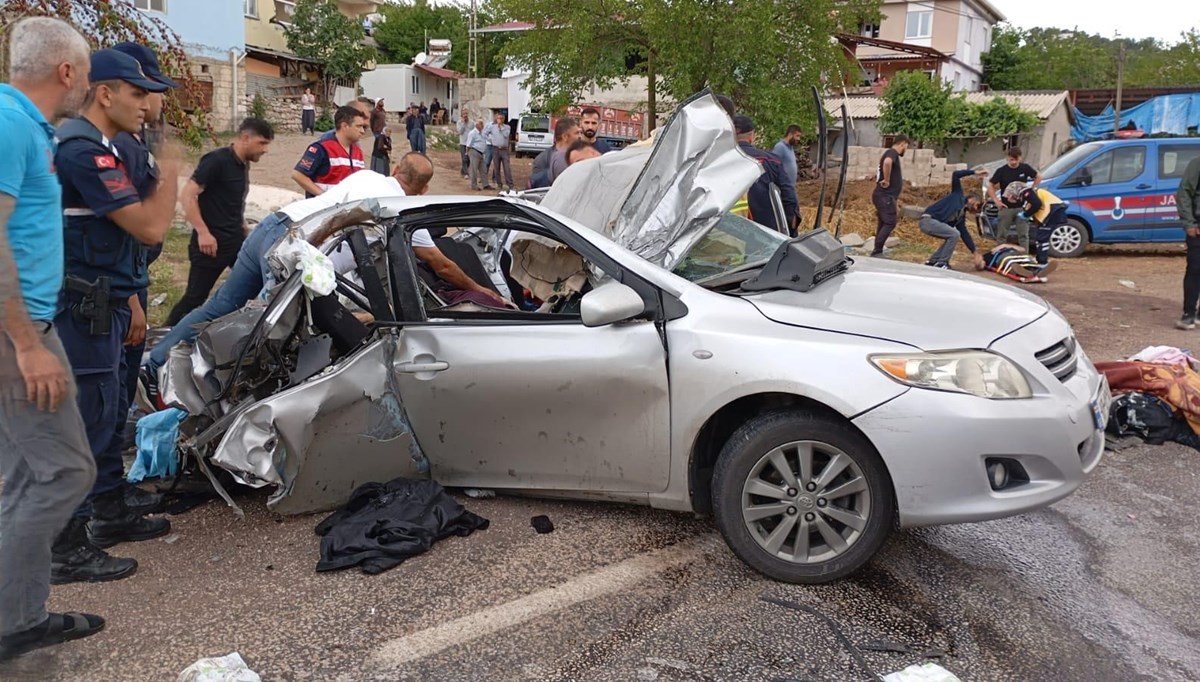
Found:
[109,41,177,515]
[51,49,178,583]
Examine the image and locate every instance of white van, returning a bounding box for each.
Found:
[515,112,553,156]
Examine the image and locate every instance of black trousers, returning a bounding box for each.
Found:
[1185,234,1200,318]
[871,188,898,255]
[166,241,240,326]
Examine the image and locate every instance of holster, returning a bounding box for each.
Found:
[65,275,114,336]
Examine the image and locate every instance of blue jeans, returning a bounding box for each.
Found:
[145,214,289,373]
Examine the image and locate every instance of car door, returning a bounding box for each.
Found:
[387,217,673,495]
[1147,142,1200,243]
[1060,144,1151,243]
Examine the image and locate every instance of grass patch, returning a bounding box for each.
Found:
[146,221,192,326]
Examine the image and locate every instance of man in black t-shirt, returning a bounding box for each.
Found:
[988,147,1041,251]
[871,135,910,256]
[166,118,274,325]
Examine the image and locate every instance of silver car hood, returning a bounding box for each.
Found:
[746,258,1049,349]
[539,92,762,269]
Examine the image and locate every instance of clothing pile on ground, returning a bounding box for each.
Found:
[1099,346,1200,451]
[314,478,489,575]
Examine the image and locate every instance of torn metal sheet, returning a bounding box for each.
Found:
[541,92,762,270]
[211,333,427,514]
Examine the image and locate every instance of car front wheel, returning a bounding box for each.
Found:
[1049,219,1090,258]
[712,410,894,584]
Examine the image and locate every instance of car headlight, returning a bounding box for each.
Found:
[869,351,1032,399]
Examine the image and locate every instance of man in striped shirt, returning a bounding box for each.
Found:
[292,105,367,198]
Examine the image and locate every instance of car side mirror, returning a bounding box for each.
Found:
[580,281,646,327]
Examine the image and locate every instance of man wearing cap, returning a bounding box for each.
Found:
[51,48,179,583]
[732,115,800,236]
[107,42,177,516]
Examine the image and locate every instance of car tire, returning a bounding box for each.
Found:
[1049,219,1090,258]
[711,410,894,584]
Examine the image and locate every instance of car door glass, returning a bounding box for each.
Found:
[1159,145,1200,179]
[1110,146,1146,183]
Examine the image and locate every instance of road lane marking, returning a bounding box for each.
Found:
[371,534,719,666]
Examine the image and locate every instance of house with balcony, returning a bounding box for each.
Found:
[850,0,1005,92]
[130,0,247,129]
[243,0,381,118]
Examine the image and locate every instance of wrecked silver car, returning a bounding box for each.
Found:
[160,94,1106,583]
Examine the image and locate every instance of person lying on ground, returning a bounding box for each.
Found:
[974,237,1058,283]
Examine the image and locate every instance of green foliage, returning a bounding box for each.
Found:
[250,94,269,121]
[285,0,377,94]
[314,108,334,132]
[968,97,1039,142]
[983,23,1200,91]
[879,70,955,144]
[375,1,463,73]
[1,0,214,146]
[492,0,881,138]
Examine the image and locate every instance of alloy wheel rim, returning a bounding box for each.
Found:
[1050,225,1082,253]
[741,441,871,564]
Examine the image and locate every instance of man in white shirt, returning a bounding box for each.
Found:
[140,153,504,402]
[484,112,513,190]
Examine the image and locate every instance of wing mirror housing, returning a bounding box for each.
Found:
[580,281,646,327]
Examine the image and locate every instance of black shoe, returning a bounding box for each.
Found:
[122,481,164,516]
[1177,315,1196,330]
[136,365,162,412]
[86,488,171,549]
[0,612,106,662]
[50,519,138,585]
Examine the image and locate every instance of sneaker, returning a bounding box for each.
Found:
[135,365,162,412]
[50,519,138,585]
[926,261,952,270]
[1176,316,1196,330]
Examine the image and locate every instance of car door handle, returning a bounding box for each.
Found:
[1136,183,1152,189]
[395,361,449,374]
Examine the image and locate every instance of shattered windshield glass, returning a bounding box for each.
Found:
[673,213,789,283]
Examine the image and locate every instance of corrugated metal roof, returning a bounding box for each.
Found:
[825,90,1070,121]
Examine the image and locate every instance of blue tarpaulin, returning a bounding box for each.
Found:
[1072,93,1200,141]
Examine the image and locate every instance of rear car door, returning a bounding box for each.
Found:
[1062,144,1151,243]
[1147,142,1200,243]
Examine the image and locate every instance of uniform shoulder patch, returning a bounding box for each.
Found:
[308,145,319,153]
[95,155,117,169]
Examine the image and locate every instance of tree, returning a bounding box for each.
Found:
[492,0,880,137]
[374,0,469,73]
[0,0,213,147]
[879,70,954,145]
[285,0,377,103]
[981,24,1023,91]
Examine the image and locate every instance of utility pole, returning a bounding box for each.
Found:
[468,0,478,78]
[1114,38,1126,135]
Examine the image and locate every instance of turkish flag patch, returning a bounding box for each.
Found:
[95,155,117,169]
[307,146,318,153]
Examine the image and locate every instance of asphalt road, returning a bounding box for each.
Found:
[4,432,1195,681]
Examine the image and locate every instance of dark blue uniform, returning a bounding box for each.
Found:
[111,129,161,454]
[55,117,148,511]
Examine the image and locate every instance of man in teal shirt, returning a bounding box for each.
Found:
[0,17,107,662]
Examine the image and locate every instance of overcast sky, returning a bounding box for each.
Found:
[995,0,1190,43]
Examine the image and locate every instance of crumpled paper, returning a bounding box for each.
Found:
[177,652,260,682]
[272,236,336,297]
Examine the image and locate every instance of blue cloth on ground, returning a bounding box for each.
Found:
[129,407,187,483]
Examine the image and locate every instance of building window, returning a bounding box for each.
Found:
[244,0,257,18]
[274,0,296,22]
[135,0,166,12]
[905,6,933,40]
[858,23,880,39]
[411,76,419,94]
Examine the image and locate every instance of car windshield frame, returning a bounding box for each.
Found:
[673,213,790,284]
[1042,141,1103,180]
